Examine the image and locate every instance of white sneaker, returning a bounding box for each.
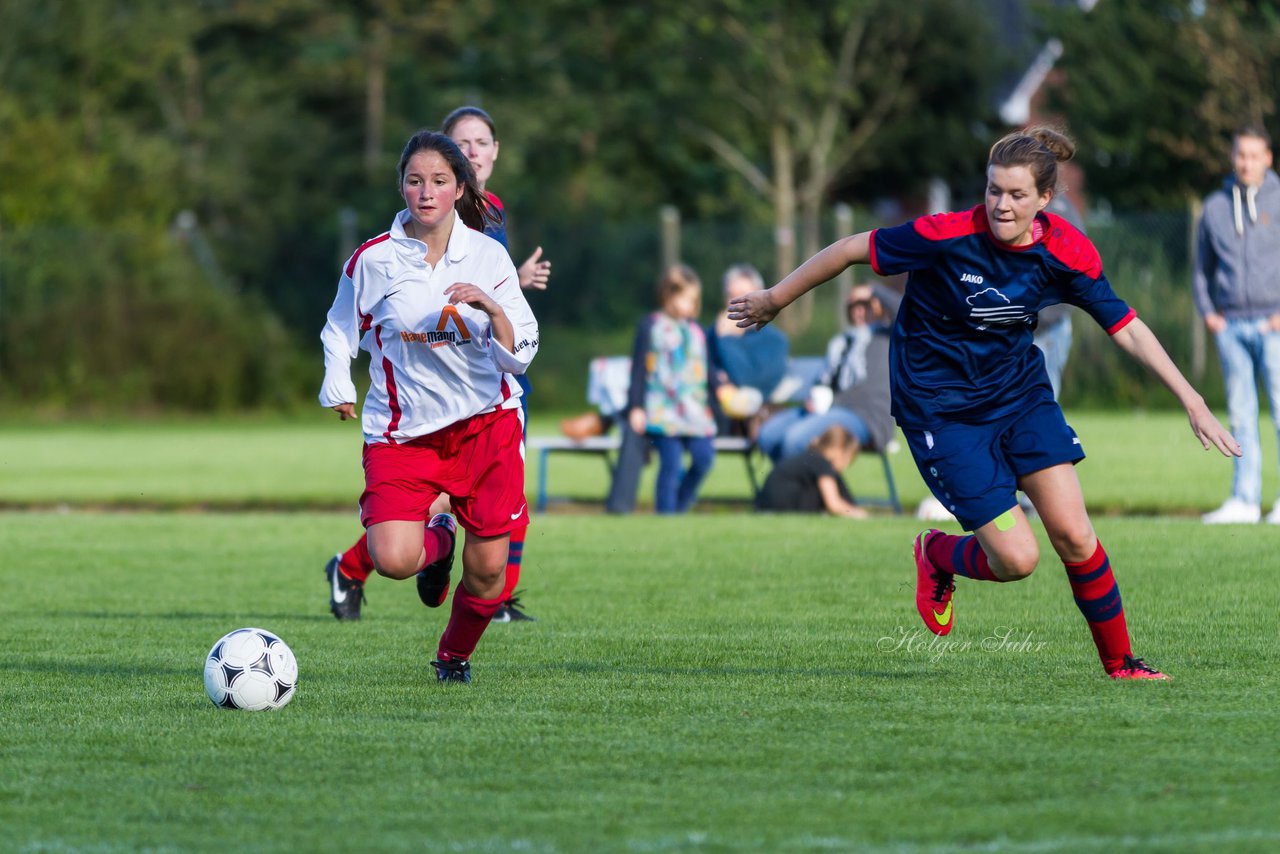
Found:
[1266,505,1280,525]
[1202,498,1261,524]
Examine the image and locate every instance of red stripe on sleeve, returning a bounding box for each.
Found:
[869,229,883,276]
[492,276,511,291]
[373,326,401,444]
[345,232,392,278]
[1107,308,1137,336]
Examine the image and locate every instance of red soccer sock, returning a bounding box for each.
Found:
[338,534,374,583]
[436,580,504,662]
[422,522,451,569]
[925,532,1002,582]
[1064,539,1131,674]
[342,523,451,582]
[501,525,526,603]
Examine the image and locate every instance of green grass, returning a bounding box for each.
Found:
[1,511,1277,852]
[1,413,1276,851]
[0,409,1272,514]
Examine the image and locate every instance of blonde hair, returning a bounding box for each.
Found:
[810,425,859,456]
[656,263,702,312]
[988,126,1075,196]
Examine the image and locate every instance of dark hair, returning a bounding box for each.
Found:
[656,263,702,309]
[1234,124,1272,150]
[988,126,1075,196]
[396,130,499,232]
[441,105,497,140]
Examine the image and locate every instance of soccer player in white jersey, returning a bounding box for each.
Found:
[319,130,538,683]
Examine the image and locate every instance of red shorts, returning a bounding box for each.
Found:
[360,408,528,537]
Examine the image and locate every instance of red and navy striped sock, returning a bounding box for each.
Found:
[1063,539,1131,674]
[925,532,1003,582]
[436,579,503,662]
[500,525,526,603]
[339,534,374,584]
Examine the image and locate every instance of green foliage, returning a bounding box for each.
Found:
[1044,0,1280,209]
[0,0,1269,411]
[1061,211,1225,410]
[0,229,309,410]
[1,510,1278,850]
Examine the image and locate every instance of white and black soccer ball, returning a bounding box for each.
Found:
[203,628,298,711]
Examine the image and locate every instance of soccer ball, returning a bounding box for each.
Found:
[203,628,298,711]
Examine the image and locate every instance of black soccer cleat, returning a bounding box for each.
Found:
[325,554,365,621]
[491,592,536,623]
[416,514,457,608]
[431,657,471,684]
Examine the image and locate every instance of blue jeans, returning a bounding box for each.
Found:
[756,406,872,462]
[1033,316,1072,401]
[650,435,715,513]
[1216,318,1280,506]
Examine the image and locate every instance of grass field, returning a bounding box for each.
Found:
[1,414,1278,852]
[0,410,1274,514]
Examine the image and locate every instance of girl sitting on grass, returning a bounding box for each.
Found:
[755,425,869,519]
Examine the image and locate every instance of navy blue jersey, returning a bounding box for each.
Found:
[483,190,508,250]
[871,205,1135,428]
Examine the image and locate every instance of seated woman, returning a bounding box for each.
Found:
[707,263,790,434]
[756,283,897,462]
[755,425,867,519]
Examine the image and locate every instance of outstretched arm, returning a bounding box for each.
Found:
[727,232,873,329]
[1110,317,1241,457]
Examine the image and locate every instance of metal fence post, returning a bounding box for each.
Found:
[1188,197,1204,382]
[834,203,854,324]
[660,205,680,271]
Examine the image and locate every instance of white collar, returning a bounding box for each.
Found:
[392,209,472,263]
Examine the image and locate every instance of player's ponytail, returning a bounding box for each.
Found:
[989,126,1075,195]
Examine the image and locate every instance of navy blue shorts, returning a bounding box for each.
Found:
[902,397,1085,532]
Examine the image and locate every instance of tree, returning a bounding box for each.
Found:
[662,0,995,331]
[1044,0,1280,209]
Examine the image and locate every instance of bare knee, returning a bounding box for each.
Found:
[1047,524,1097,565]
[462,558,504,591]
[990,540,1039,581]
[371,542,422,579]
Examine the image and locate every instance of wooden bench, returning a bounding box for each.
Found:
[526,432,900,514]
[527,354,901,514]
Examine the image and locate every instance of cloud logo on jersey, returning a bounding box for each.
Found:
[400,305,474,349]
[965,287,1031,331]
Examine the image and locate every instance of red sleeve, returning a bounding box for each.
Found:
[912,206,986,241]
[1041,214,1102,279]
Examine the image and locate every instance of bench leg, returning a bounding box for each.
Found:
[881,452,901,515]
[742,449,761,498]
[536,448,550,513]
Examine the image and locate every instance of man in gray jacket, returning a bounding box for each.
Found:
[1194,125,1280,524]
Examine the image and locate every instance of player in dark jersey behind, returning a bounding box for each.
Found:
[729,127,1240,680]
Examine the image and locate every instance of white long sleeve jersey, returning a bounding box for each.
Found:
[319,210,539,444]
